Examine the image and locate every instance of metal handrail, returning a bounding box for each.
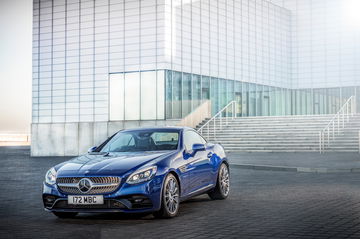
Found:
[319,95,356,153]
[198,101,237,140]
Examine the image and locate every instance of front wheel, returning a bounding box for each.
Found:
[52,212,78,218]
[208,163,230,200]
[153,173,180,219]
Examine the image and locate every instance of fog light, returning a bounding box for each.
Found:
[43,195,57,208]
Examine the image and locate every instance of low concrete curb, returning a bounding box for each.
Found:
[230,163,360,173]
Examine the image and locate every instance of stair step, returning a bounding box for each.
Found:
[195,114,360,152]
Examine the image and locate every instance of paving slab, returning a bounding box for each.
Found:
[1,146,360,238]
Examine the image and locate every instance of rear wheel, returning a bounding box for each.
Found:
[153,174,180,219]
[52,212,78,218]
[208,163,230,200]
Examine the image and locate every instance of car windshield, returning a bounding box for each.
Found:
[99,130,179,152]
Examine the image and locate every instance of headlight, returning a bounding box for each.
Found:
[126,166,157,184]
[45,167,57,185]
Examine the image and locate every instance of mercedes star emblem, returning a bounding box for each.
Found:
[78,178,92,193]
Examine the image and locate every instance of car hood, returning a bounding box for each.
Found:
[55,151,173,177]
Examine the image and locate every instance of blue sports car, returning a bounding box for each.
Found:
[43,127,230,218]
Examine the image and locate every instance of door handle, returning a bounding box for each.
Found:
[207,152,213,158]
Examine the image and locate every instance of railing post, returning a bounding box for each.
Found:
[359,130,360,154]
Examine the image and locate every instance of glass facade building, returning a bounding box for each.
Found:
[32,0,360,155]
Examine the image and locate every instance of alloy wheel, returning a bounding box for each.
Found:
[164,177,179,214]
[219,164,230,196]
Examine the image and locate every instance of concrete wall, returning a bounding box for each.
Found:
[31,120,180,156]
[178,101,211,128]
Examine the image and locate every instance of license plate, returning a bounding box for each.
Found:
[68,195,104,205]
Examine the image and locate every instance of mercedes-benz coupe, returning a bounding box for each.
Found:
[42,127,230,218]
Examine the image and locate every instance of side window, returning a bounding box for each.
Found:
[183,130,206,150]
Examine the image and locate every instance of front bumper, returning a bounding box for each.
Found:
[43,175,164,213]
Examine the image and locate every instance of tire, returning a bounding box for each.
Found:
[153,173,180,219]
[208,163,230,200]
[52,212,78,218]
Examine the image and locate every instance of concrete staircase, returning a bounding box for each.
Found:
[196,114,360,152]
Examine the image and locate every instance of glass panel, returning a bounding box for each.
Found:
[242,82,248,117]
[235,81,242,117]
[306,89,313,115]
[227,80,234,117]
[263,86,270,116]
[157,70,165,120]
[319,89,325,114]
[109,73,124,121]
[201,76,210,100]
[256,84,262,116]
[313,89,320,114]
[335,88,341,112]
[219,79,227,111]
[124,72,140,120]
[291,90,296,115]
[324,89,330,114]
[301,90,306,115]
[165,70,172,119]
[270,86,276,116]
[295,90,301,115]
[210,77,219,115]
[275,88,282,116]
[182,73,191,117]
[141,71,157,120]
[192,74,201,109]
[249,83,256,116]
[172,71,182,119]
[285,89,291,115]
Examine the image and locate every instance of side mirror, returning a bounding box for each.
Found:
[88,146,97,153]
[192,143,206,152]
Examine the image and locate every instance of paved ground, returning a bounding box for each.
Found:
[1,146,360,238]
[228,152,360,172]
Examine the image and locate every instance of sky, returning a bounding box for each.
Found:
[0,0,32,134]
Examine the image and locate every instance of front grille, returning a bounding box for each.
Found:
[56,176,121,195]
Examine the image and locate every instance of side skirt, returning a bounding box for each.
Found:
[180,183,215,202]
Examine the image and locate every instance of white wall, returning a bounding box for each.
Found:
[163,0,292,88]
[272,0,360,89]
[32,0,166,124]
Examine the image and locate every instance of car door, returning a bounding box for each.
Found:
[182,130,213,195]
